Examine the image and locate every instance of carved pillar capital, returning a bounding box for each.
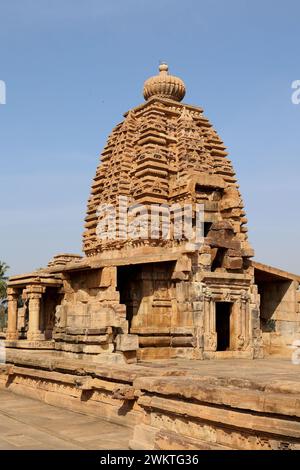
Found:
[6,287,19,301]
[28,293,43,300]
[203,287,213,302]
[240,289,250,303]
[26,284,45,297]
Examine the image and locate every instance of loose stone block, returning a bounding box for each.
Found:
[115,334,139,352]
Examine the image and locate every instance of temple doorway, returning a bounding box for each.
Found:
[216,302,232,351]
[117,265,142,332]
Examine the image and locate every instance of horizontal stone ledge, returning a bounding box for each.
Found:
[0,359,142,385]
[137,395,300,439]
[130,327,195,335]
[54,343,114,354]
[53,333,110,344]
[138,336,196,347]
[154,428,231,451]
[65,327,112,335]
[5,365,90,387]
[133,376,300,418]
[4,340,55,350]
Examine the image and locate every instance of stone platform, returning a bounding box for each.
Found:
[1,352,300,450]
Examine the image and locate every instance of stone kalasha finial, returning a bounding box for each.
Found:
[143,63,186,102]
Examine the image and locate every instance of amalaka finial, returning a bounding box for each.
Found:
[143,63,186,102]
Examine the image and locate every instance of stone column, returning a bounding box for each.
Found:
[203,287,217,351]
[237,291,250,350]
[27,286,45,341]
[190,282,205,358]
[6,288,19,340]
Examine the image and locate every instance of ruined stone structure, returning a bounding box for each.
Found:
[1,65,300,450]
[5,64,299,362]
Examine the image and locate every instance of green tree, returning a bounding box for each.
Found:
[0,261,9,299]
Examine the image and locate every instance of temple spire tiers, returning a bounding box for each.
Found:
[83,64,252,262]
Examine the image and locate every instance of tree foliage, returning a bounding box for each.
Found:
[0,261,9,299]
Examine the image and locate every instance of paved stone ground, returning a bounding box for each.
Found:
[0,390,130,450]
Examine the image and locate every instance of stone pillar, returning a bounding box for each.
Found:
[237,291,250,350]
[203,287,217,351]
[27,286,45,341]
[249,284,264,358]
[190,281,204,358]
[6,288,19,340]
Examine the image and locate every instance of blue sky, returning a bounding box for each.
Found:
[0,0,299,275]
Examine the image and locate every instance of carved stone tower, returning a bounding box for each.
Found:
[81,64,262,360]
[7,65,267,361]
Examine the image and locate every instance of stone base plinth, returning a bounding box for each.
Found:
[0,351,299,450]
[27,333,45,342]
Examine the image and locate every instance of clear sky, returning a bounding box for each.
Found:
[0,0,299,276]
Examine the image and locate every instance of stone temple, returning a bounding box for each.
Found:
[1,65,300,450]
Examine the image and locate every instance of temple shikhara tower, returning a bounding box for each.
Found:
[2,64,300,451]
[4,64,300,362]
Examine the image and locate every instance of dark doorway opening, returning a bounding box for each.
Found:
[216,302,232,351]
[204,222,213,237]
[117,265,142,331]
